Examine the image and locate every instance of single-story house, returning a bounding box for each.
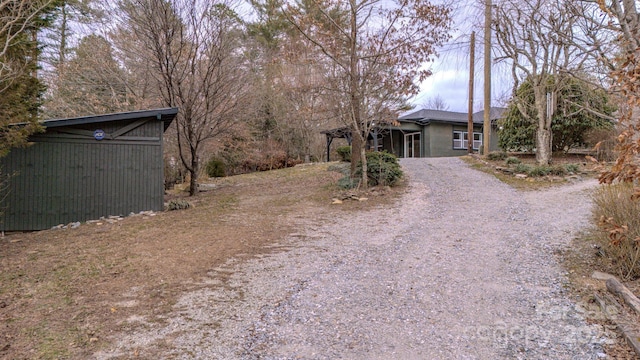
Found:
[0,108,178,231]
[322,107,505,159]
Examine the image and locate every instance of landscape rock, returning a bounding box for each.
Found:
[495,166,514,174]
[592,271,618,281]
[198,183,217,191]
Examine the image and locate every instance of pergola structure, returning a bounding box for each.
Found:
[320,126,384,161]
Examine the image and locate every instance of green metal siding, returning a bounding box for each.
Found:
[422,126,430,157]
[383,111,503,158]
[0,119,166,231]
[489,125,500,152]
[428,123,458,157]
[427,123,486,157]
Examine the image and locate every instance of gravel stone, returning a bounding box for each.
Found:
[95,157,611,359]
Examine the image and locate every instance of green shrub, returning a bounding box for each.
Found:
[205,157,226,177]
[337,175,359,189]
[487,151,508,161]
[548,165,567,176]
[514,163,532,174]
[505,156,521,165]
[592,183,640,280]
[336,146,352,162]
[527,165,551,177]
[328,163,350,176]
[356,151,403,186]
[167,199,191,211]
[565,164,580,173]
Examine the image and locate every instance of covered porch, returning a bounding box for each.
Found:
[321,126,422,161]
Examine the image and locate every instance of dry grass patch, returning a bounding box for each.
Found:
[561,232,639,359]
[0,162,402,359]
[461,153,599,190]
[591,183,640,281]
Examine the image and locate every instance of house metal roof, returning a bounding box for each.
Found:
[321,107,507,138]
[399,107,506,126]
[41,107,179,131]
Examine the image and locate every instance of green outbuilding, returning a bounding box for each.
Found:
[0,108,178,231]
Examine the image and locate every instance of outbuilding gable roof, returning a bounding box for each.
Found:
[42,107,179,131]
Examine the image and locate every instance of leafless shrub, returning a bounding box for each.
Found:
[584,128,617,162]
[592,183,640,280]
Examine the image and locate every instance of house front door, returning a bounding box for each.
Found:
[404,132,421,158]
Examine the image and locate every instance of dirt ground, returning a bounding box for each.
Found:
[0,163,401,359]
[562,234,640,359]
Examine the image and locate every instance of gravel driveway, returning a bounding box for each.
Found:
[97,157,612,359]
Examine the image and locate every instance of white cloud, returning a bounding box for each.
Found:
[409,1,515,113]
[411,58,514,113]
[414,69,470,112]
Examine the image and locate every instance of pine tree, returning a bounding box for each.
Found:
[0,1,60,156]
[0,1,58,226]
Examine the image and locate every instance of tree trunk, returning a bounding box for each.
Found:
[347,1,368,188]
[189,150,198,196]
[536,128,552,165]
[350,128,362,178]
[58,3,68,66]
[534,85,552,165]
[348,131,367,188]
[360,145,367,188]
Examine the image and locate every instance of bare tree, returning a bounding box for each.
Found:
[43,34,132,118]
[494,0,594,165]
[280,57,332,162]
[285,0,451,187]
[117,0,247,195]
[593,0,640,51]
[422,95,450,111]
[244,0,334,164]
[588,1,640,194]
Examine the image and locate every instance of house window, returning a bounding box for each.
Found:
[473,132,482,150]
[453,131,465,149]
[453,131,482,150]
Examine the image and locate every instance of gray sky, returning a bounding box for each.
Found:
[410,1,513,113]
[412,49,513,113]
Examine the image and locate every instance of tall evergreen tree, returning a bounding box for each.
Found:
[42,0,101,69]
[0,0,60,156]
[44,34,130,118]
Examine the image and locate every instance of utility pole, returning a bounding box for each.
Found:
[483,0,492,155]
[468,31,475,153]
